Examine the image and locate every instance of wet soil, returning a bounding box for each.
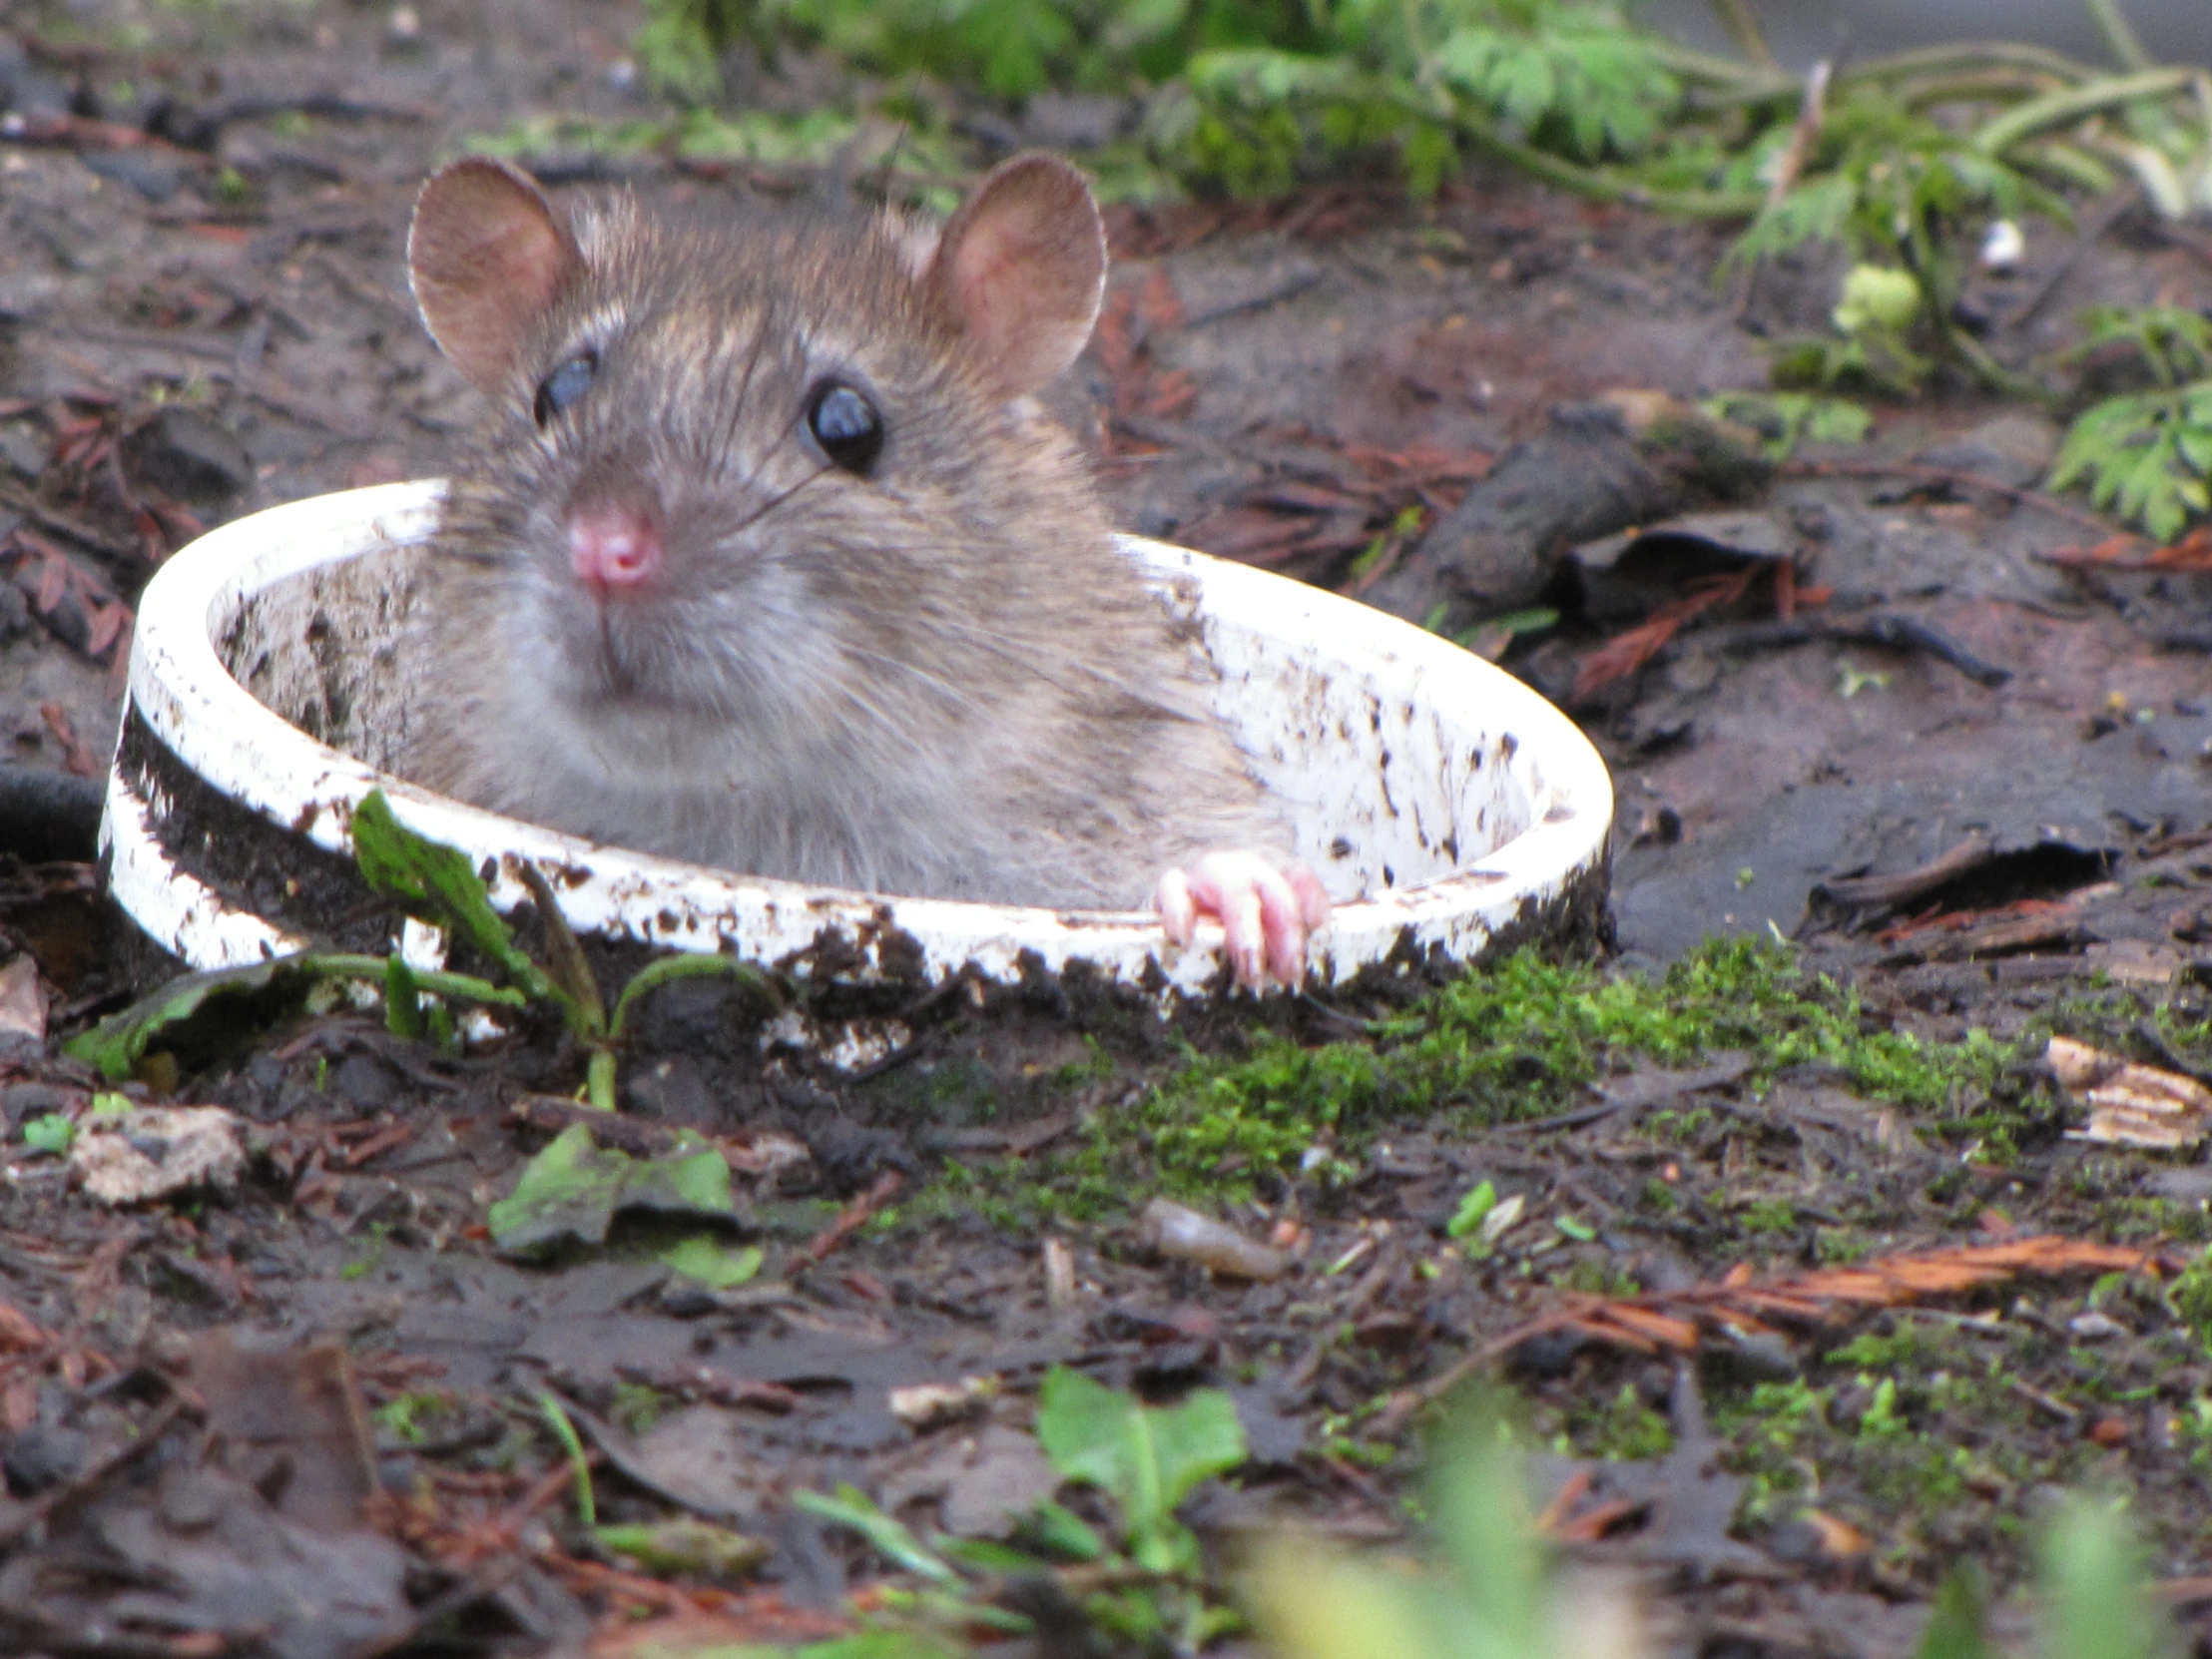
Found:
[4,2,2212,1656]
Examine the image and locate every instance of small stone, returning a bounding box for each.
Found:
[126,407,253,501]
[0,422,45,479]
[0,1080,66,1126]
[2,1420,87,1494]
[79,149,189,204]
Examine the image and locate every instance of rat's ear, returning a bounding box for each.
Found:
[408,159,583,396]
[926,154,1106,398]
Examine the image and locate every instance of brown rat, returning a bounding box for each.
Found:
[398,153,1327,984]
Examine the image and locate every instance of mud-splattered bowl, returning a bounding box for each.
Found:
[105,481,1611,1000]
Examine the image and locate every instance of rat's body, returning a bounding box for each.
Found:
[400,155,1326,981]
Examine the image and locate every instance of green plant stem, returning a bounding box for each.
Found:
[1703,0,1774,71]
[1645,38,1792,95]
[584,1048,618,1113]
[1842,41,2100,90]
[2013,138,2120,194]
[1974,67,2199,155]
[607,951,770,1040]
[515,861,604,1038]
[1943,324,2046,400]
[535,1392,597,1527]
[1437,102,1765,219]
[306,954,529,1009]
[2082,0,2152,73]
[1900,70,2069,112]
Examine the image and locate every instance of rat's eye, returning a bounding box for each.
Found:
[807,379,883,474]
[533,350,598,427]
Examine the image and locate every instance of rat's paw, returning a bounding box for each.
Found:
[1154,850,1331,989]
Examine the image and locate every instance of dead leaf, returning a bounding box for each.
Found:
[1492,1233,2170,1362]
[0,956,46,1044]
[72,1105,247,1204]
[191,1332,377,1531]
[2048,1035,2212,1150]
[879,1421,1064,1539]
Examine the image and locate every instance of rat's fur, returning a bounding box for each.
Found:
[401,161,1290,908]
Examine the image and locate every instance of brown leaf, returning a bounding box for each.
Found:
[1491,1236,2170,1363]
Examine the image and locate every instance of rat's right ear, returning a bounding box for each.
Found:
[408,159,584,397]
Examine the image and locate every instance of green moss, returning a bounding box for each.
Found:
[1816,1228,1871,1264]
[612,1382,669,1435]
[1107,938,2016,1201]
[1559,1382,1673,1461]
[1740,1198,1798,1234]
[2167,1244,2212,1353]
[919,937,2028,1220]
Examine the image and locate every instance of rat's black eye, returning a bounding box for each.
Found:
[533,350,598,427]
[807,379,883,474]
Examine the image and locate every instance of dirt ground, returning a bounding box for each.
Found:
[4,2,2212,1656]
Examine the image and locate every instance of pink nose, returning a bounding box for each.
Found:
[568,507,661,592]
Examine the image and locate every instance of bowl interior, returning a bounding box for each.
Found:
[219,533,1538,902]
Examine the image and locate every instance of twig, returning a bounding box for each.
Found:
[0,481,140,567]
[0,1391,193,1547]
[795,1170,903,1268]
[1782,457,2118,536]
[1842,614,2011,686]
[2003,180,2141,333]
[1505,1054,1756,1135]
[1767,58,1834,207]
[1816,831,1995,908]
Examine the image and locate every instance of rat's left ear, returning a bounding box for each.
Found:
[926,153,1106,398]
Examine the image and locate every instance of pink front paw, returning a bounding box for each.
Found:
[1154,850,1331,989]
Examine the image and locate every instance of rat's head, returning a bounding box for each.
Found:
[406,154,1109,771]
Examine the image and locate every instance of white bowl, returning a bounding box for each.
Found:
[105,481,1611,999]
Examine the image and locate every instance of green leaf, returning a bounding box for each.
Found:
[629,1140,736,1214]
[1034,1367,1246,1563]
[65,957,334,1082]
[659,1235,764,1289]
[350,790,564,1015]
[1014,1499,1107,1561]
[1916,1565,1991,1659]
[595,1516,771,1577]
[486,1125,740,1255]
[1425,1400,1550,1656]
[794,1485,961,1587]
[2040,1495,2173,1659]
[1833,264,1923,334]
[488,1126,630,1254]
[1445,1179,1496,1239]
[1251,1540,1443,1659]
[21,1113,73,1156]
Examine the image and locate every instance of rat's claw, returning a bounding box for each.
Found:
[1152,849,1333,989]
[1154,865,1199,946]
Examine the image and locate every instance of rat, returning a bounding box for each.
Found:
[396,152,1329,987]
